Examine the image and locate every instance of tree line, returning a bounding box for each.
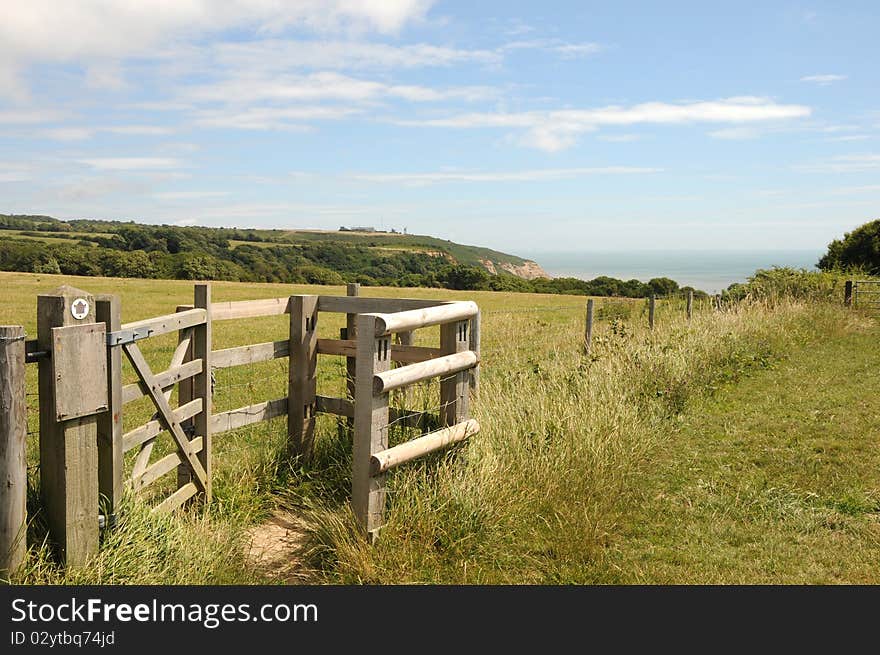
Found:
[0,214,696,298]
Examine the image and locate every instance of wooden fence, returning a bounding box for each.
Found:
[0,283,480,570]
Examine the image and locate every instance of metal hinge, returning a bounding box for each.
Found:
[106,327,155,347]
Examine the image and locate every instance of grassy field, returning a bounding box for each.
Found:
[1,270,875,584]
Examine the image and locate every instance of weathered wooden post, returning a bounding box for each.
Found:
[289,294,318,459]
[0,326,27,576]
[648,295,656,330]
[844,280,853,307]
[353,314,390,536]
[714,294,722,311]
[192,283,212,502]
[469,309,481,395]
[175,304,195,492]
[37,285,106,566]
[440,319,470,425]
[95,295,122,523]
[584,299,594,354]
[686,290,693,321]
[344,283,359,434]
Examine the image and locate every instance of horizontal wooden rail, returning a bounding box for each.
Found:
[210,397,288,433]
[373,350,478,394]
[372,301,478,336]
[317,338,443,364]
[212,297,290,321]
[315,395,436,430]
[122,399,203,453]
[152,482,198,514]
[116,308,206,343]
[370,419,480,474]
[317,296,447,315]
[122,359,203,405]
[131,437,203,493]
[212,340,289,369]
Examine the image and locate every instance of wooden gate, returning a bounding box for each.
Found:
[17,282,480,567]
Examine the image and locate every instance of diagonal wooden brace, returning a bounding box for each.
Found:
[122,342,207,492]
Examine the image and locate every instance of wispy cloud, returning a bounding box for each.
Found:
[350,166,661,185]
[193,106,358,130]
[800,74,847,85]
[708,127,762,140]
[154,191,230,201]
[79,157,183,171]
[39,124,175,141]
[184,71,494,105]
[797,154,880,173]
[597,134,641,142]
[400,97,812,151]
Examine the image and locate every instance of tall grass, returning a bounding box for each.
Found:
[299,297,860,583]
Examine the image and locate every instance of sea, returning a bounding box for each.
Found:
[519,249,823,294]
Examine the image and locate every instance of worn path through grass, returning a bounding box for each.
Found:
[590,322,880,583]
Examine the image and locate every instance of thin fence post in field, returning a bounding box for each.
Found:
[352,314,390,537]
[469,308,481,396]
[686,290,693,321]
[345,283,359,435]
[844,280,853,307]
[37,285,102,566]
[0,325,27,576]
[440,319,470,425]
[714,294,722,311]
[95,295,123,523]
[648,294,656,330]
[193,283,212,503]
[288,294,318,459]
[584,299,594,355]
[175,304,195,491]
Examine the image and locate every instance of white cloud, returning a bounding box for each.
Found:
[0,1,435,97]
[79,157,183,171]
[825,135,870,142]
[0,109,68,124]
[597,134,640,142]
[401,97,812,151]
[193,106,358,130]
[210,39,500,72]
[40,127,94,141]
[708,127,762,140]
[38,125,174,141]
[797,154,880,173]
[800,74,847,85]
[350,166,661,185]
[184,71,493,105]
[154,191,231,201]
[552,43,603,58]
[499,39,602,58]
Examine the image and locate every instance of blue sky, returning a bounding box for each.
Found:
[0,1,877,253]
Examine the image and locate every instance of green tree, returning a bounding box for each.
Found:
[818,219,880,273]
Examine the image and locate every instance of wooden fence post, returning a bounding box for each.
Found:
[844,280,853,307]
[714,294,722,311]
[648,295,656,330]
[192,284,212,503]
[353,314,390,536]
[344,283,359,434]
[686,290,693,321]
[289,295,318,459]
[95,295,122,523]
[440,320,470,425]
[37,285,100,566]
[175,305,195,491]
[584,299,594,354]
[0,326,27,577]
[469,309,481,396]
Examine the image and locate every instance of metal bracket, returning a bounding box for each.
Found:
[106,327,154,347]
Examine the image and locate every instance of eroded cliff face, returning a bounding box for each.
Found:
[479,259,549,280]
